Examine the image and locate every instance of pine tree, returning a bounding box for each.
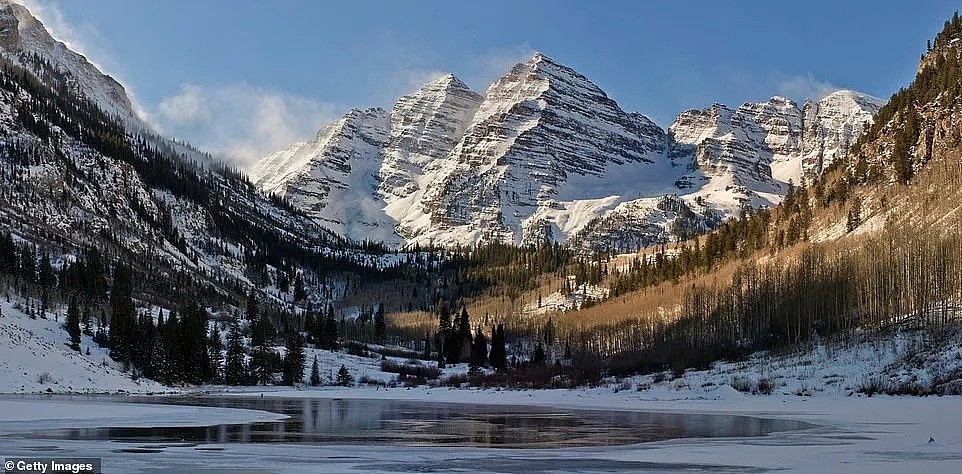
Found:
[282,331,306,386]
[489,324,507,370]
[207,326,224,384]
[248,295,275,385]
[374,303,386,342]
[304,311,315,344]
[531,342,546,366]
[150,320,174,385]
[179,304,208,384]
[470,326,487,368]
[293,274,307,302]
[224,317,247,386]
[38,253,55,287]
[437,298,450,331]
[65,297,81,351]
[457,306,472,361]
[335,364,353,386]
[108,264,136,366]
[309,355,321,386]
[324,304,338,350]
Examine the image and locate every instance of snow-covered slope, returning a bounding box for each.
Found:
[801,90,884,180]
[0,1,143,127]
[0,299,166,394]
[381,74,483,240]
[247,108,399,243]
[250,54,883,251]
[415,53,668,246]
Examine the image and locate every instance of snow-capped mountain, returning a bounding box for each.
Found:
[801,90,884,180]
[247,108,397,243]
[0,1,143,127]
[416,53,669,246]
[249,54,883,251]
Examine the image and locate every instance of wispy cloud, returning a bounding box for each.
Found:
[389,68,448,97]
[778,73,840,102]
[157,84,339,166]
[464,44,537,92]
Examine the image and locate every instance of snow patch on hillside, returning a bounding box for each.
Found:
[0,298,167,394]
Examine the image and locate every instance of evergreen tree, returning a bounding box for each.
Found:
[457,306,472,360]
[374,303,386,342]
[248,295,275,385]
[324,304,338,350]
[282,331,306,386]
[304,311,315,344]
[179,304,208,384]
[335,364,353,386]
[293,274,307,302]
[38,253,55,287]
[489,324,507,370]
[65,297,81,351]
[309,355,321,386]
[207,326,224,384]
[437,298,450,330]
[0,232,14,274]
[108,264,136,366]
[470,326,488,368]
[531,342,546,366]
[224,317,247,386]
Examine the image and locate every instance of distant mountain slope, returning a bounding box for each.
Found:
[0,2,382,310]
[250,55,881,252]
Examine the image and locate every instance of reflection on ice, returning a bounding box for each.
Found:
[20,397,813,448]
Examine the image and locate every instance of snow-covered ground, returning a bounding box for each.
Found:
[0,299,167,394]
[0,398,285,427]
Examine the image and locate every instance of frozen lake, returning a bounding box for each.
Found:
[5,396,811,448]
[3,393,961,473]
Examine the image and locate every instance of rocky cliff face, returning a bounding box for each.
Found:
[801,90,883,180]
[249,53,883,251]
[380,74,483,239]
[418,53,667,245]
[247,108,397,243]
[0,1,141,126]
[667,92,883,216]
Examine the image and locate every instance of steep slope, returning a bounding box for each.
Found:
[801,90,883,181]
[248,75,489,245]
[247,108,397,243]
[0,3,390,316]
[415,53,669,246]
[251,54,882,252]
[380,74,484,239]
[0,1,142,127]
[670,97,803,214]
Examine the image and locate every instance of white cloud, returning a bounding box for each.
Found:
[389,68,448,97]
[778,73,840,102]
[465,44,537,92]
[157,83,339,166]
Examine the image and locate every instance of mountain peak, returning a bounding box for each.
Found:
[421,73,472,93]
[767,96,797,108]
[0,0,143,127]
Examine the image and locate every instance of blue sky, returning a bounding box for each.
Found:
[21,0,958,164]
